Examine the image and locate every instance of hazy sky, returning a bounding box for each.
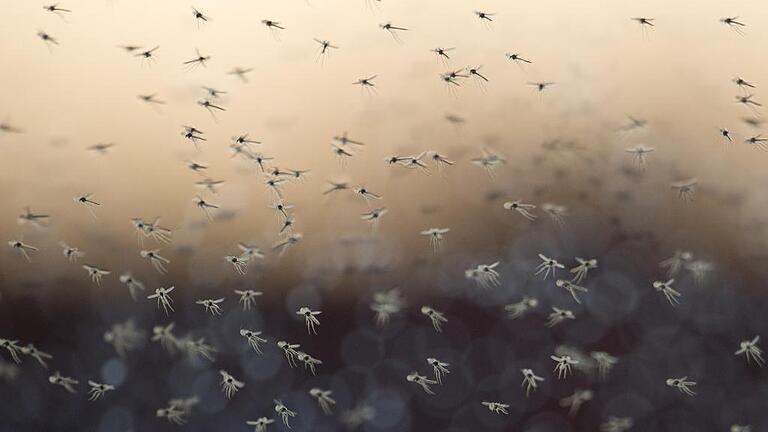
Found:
[1,0,767,293]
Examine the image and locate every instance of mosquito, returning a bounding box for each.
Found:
[196,179,224,195]
[506,52,533,70]
[421,228,450,252]
[720,17,746,35]
[20,344,53,368]
[262,19,285,40]
[8,239,37,262]
[380,22,408,43]
[334,131,364,147]
[202,86,227,99]
[88,381,114,401]
[183,49,211,70]
[471,148,506,178]
[148,286,175,315]
[82,264,110,286]
[60,242,84,262]
[273,233,302,256]
[475,11,495,24]
[43,4,71,21]
[135,46,160,65]
[428,151,454,171]
[37,31,59,50]
[137,94,166,106]
[354,75,377,95]
[361,207,388,232]
[314,39,339,64]
[666,377,696,396]
[735,336,765,367]
[431,47,454,65]
[625,144,655,165]
[736,94,762,113]
[198,99,226,120]
[632,17,655,37]
[220,370,245,398]
[228,67,253,82]
[733,76,756,93]
[521,368,544,397]
[528,81,555,93]
[745,135,768,151]
[140,249,170,274]
[466,65,489,90]
[182,125,206,148]
[118,45,142,54]
[194,195,219,221]
[191,7,210,27]
[310,388,336,415]
[323,180,349,196]
[17,207,50,228]
[671,178,697,201]
[88,142,115,155]
[503,200,537,221]
[74,194,101,219]
[653,279,681,306]
[196,298,224,316]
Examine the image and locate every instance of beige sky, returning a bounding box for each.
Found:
[1,0,767,292]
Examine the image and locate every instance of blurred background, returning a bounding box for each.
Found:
[1,0,768,431]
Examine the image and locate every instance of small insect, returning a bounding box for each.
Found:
[17,207,50,228]
[505,296,538,319]
[744,135,768,151]
[0,339,23,364]
[535,254,565,279]
[194,195,219,221]
[379,22,409,44]
[481,401,509,415]
[157,405,187,425]
[277,340,301,367]
[431,47,455,64]
[503,200,537,221]
[228,66,253,82]
[73,194,101,218]
[196,298,225,316]
[182,125,207,148]
[506,52,533,68]
[87,381,115,401]
[406,372,438,394]
[569,258,598,283]
[119,273,145,301]
[191,6,210,26]
[474,11,495,22]
[246,417,274,432]
[420,227,450,252]
[735,336,764,367]
[427,357,450,384]
[541,203,568,226]
[466,262,502,289]
[225,255,250,275]
[625,145,655,165]
[520,368,544,397]
[297,307,322,335]
[551,354,579,379]
[665,376,696,396]
[151,322,179,354]
[720,128,734,148]
[240,329,268,354]
[262,19,285,40]
[314,38,339,63]
[421,306,447,332]
[590,351,618,380]
[528,81,555,93]
[49,371,79,393]
[720,16,747,35]
[353,75,377,95]
[135,46,160,64]
[546,307,575,328]
[183,49,212,69]
[104,320,146,357]
[733,76,756,92]
[82,264,110,286]
[671,178,698,202]
[273,232,303,256]
[559,389,593,416]
[471,148,506,178]
[555,279,588,304]
[235,289,263,310]
[148,286,176,315]
[219,370,245,398]
[309,388,336,415]
[296,351,323,375]
[140,249,170,274]
[58,242,83,262]
[685,259,713,286]
[631,17,655,29]
[653,279,681,306]
[19,344,53,368]
[8,239,37,262]
[37,31,59,49]
[181,337,217,362]
[274,400,297,427]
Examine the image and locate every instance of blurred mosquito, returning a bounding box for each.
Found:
[653,279,681,306]
[619,114,647,132]
[37,31,58,50]
[119,273,145,301]
[20,344,52,368]
[361,208,388,232]
[202,86,227,99]
[671,178,697,201]
[310,389,336,415]
[591,351,618,380]
[570,257,598,283]
[505,296,538,319]
[88,381,114,401]
[428,151,454,171]
[314,39,339,64]
[471,148,506,178]
[262,19,285,40]
[240,329,267,353]
[196,178,224,194]
[60,242,85,262]
[17,207,50,229]
[521,368,544,396]
[185,160,208,176]
[354,75,377,95]
[503,200,537,221]
[720,17,746,35]
[736,94,762,113]
[528,81,555,94]
[334,131,364,147]
[421,306,447,332]
[666,377,696,396]
[43,4,71,21]
[49,372,78,393]
[196,298,224,316]
[745,135,768,151]
[135,46,160,65]
[323,180,349,196]
[421,228,449,252]
[552,355,579,379]
[560,389,593,416]
[274,400,297,427]
[118,45,141,54]
[273,233,302,256]
[733,76,756,93]
[556,279,588,304]
[0,120,22,134]
[542,203,568,226]
[229,67,253,82]
[183,49,211,70]
[87,142,115,155]
[546,307,575,327]
[140,249,170,274]
[380,22,408,43]
[625,144,655,165]
[137,94,166,108]
[220,370,244,398]
[406,372,437,394]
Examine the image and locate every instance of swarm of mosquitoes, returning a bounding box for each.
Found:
[2,3,767,432]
